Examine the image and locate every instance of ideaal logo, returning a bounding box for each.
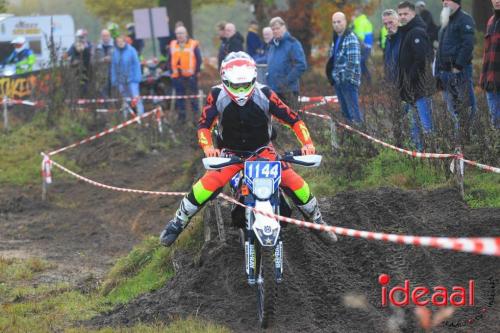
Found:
[379,274,475,307]
[378,274,496,328]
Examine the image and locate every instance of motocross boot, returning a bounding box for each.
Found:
[160,197,200,247]
[297,196,338,245]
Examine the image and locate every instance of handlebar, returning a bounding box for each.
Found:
[203,149,322,170]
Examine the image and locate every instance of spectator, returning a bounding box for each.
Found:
[168,25,202,123]
[479,0,500,129]
[1,36,36,74]
[255,26,272,65]
[397,1,435,152]
[111,34,144,116]
[267,16,307,108]
[216,21,227,69]
[351,8,374,84]
[222,23,244,59]
[382,9,401,83]
[435,0,476,145]
[415,1,439,48]
[67,29,93,97]
[326,12,362,125]
[246,20,263,59]
[126,23,145,57]
[95,29,114,97]
[382,9,404,146]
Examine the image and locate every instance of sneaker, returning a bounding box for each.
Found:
[312,215,338,245]
[159,217,184,247]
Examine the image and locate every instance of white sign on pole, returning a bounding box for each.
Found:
[133,7,169,39]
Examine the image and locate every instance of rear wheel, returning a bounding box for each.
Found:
[256,245,278,328]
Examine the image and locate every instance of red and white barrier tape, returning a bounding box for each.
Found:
[74,94,203,105]
[48,107,160,156]
[460,158,500,174]
[2,97,41,107]
[38,156,500,257]
[218,193,500,257]
[43,156,187,196]
[335,120,457,159]
[299,108,499,172]
[42,156,500,256]
[299,95,338,103]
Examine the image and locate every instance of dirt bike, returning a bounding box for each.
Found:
[203,146,322,328]
[140,58,171,102]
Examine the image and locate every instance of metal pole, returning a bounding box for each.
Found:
[148,9,157,58]
[170,89,176,114]
[329,118,339,151]
[3,96,8,131]
[198,89,204,116]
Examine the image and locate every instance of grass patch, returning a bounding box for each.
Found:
[302,147,499,208]
[0,112,83,185]
[463,169,500,208]
[0,216,211,332]
[0,257,55,283]
[67,317,231,333]
[102,215,204,305]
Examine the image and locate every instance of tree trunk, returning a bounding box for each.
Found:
[473,0,493,33]
[277,0,314,60]
[159,0,193,37]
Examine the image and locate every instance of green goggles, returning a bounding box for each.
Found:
[224,79,255,91]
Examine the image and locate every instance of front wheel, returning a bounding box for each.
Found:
[256,246,278,328]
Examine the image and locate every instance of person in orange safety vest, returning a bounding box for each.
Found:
[168,25,202,123]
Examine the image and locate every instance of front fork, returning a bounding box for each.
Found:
[244,206,283,286]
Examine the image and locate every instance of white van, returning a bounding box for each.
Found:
[0,14,75,70]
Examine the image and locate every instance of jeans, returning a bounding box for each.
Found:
[404,97,433,151]
[361,47,372,84]
[172,76,199,121]
[333,80,362,124]
[118,82,144,116]
[486,91,500,129]
[437,64,476,142]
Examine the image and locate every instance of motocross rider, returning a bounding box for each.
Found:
[160,52,337,246]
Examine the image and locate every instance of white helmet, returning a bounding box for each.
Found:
[220,52,257,106]
[11,36,26,45]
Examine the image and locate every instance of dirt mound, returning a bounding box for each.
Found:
[89,187,500,332]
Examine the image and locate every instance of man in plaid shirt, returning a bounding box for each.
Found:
[326,12,362,125]
[480,0,500,129]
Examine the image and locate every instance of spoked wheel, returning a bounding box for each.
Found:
[256,245,278,328]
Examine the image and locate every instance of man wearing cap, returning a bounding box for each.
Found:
[435,0,476,145]
[1,36,36,74]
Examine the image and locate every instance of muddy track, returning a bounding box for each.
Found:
[0,131,200,285]
[89,187,500,332]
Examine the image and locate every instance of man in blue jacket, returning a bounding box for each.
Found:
[435,0,476,145]
[267,16,307,108]
[111,35,144,117]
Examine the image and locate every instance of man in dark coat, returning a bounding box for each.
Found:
[435,0,476,145]
[222,23,244,59]
[382,9,404,147]
[397,1,435,151]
